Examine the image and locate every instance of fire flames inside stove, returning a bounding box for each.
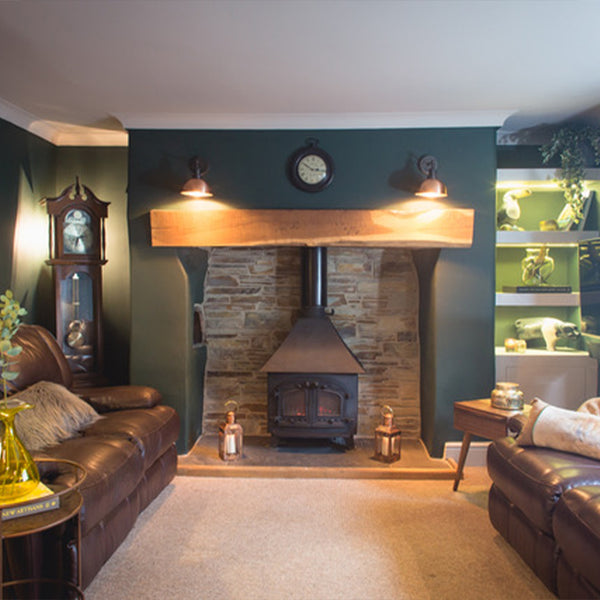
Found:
[282,389,341,418]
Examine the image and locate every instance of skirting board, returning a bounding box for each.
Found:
[444,441,490,467]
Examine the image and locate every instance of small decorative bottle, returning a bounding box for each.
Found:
[373,405,401,463]
[218,401,243,461]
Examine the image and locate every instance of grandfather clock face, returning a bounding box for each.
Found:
[62,209,94,255]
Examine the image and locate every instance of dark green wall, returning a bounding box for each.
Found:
[128,127,497,455]
[0,118,56,323]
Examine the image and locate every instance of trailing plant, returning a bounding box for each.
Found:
[0,290,27,400]
[541,125,600,224]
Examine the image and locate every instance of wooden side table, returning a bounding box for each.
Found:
[1,459,86,599]
[453,399,529,491]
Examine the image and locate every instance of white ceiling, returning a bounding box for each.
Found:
[1,0,599,146]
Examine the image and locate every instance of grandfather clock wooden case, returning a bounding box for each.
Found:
[46,179,109,386]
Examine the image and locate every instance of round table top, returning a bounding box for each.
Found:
[0,458,86,538]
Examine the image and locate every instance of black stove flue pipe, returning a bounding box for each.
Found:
[301,247,327,317]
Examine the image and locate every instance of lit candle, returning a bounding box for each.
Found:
[225,433,237,455]
[380,436,389,457]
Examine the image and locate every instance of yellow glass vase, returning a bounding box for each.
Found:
[0,399,40,501]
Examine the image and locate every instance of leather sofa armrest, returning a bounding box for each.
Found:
[75,385,162,413]
[507,412,528,437]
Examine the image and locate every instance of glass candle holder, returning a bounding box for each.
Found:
[218,402,243,461]
[373,405,401,463]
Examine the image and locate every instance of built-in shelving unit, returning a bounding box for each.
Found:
[495,168,599,408]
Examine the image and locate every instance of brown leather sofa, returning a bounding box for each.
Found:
[487,428,600,599]
[2,325,180,589]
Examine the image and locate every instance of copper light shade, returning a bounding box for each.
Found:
[415,155,447,199]
[181,156,213,198]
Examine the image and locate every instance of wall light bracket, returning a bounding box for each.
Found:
[416,155,448,199]
[181,156,213,198]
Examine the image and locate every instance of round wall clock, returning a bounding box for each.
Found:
[288,138,335,192]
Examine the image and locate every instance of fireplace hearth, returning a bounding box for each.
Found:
[261,247,364,448]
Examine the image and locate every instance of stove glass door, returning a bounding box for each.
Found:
[317,389,342,417]
[282,388,307,417]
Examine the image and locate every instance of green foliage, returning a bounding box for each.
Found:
[541,126,600,224]
[0,290,27,399]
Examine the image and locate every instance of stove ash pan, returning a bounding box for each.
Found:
[267,372,358,445]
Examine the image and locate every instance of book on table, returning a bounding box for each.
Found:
[502,285,572,293]
[0,482,59,520]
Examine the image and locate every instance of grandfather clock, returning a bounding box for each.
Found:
[45,178,109,386]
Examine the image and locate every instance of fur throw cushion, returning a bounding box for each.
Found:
[517,397,600,460]
[12,381,101,451]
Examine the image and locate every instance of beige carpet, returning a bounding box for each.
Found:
[85,467,554,600]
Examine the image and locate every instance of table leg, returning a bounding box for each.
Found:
[453,432,472,491]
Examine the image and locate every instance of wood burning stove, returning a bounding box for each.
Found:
[261,247,364,447]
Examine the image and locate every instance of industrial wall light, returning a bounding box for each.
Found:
[415,155,448,199]
[181,156,213,198]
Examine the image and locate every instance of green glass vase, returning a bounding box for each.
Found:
[0,399,40,501]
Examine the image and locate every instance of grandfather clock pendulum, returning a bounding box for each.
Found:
[45,178,109,386]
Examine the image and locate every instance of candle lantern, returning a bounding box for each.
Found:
[218,401,243,461]
[373,405,401,463]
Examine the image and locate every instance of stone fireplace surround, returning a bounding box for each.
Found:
[202,246,419,439]
[150,207,475,445]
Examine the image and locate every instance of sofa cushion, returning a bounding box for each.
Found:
[82,405,180,470]
[34,435,145,536]
[518,398,600,460]
[14,381,101,451]
[9,325,73,392]
[77,385,162,413]
[488,483,558,593]
[553,485,600,593]
[487,437,600,535]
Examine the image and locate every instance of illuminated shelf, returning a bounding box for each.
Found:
[496,292,580,307]
[495,347,590,357]
[496,168,600,190]
[497,231,599,246]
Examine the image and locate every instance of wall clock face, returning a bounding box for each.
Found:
[63,209,93,254]
[289,141,334,192]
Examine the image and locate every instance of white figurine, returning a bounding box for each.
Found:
[497,188,531,230]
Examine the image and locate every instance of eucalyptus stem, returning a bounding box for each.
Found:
[0,290,27,401]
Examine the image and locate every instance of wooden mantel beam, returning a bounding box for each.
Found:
[150,208,474,248]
